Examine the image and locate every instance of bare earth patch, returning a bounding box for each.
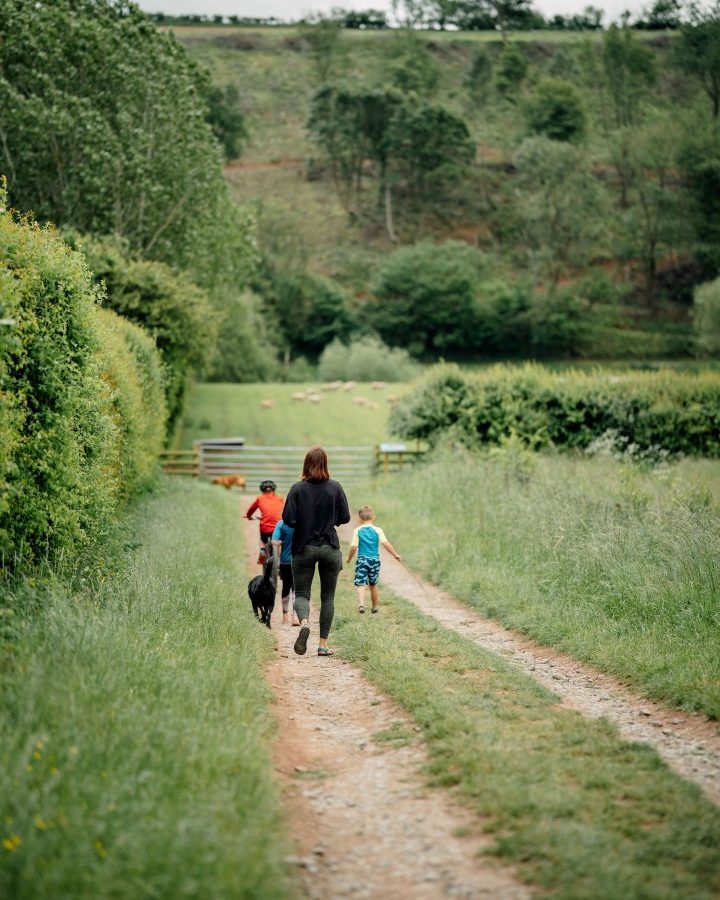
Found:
[242,514,530,900]
[372,548,720,807]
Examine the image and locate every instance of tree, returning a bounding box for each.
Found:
[299,14,344,83]
[454,0,540,36]
[693,276,720,354]
[635,0,683,30]
[601,25,656,129]
[525,80,587,142]
[512,137,603,287]
[676,5,720,118]
[617,119,687,305]
[369,241,485,355]
[0,0,255,294]
[391,41,441,97]
[495,44,528,95]
[465,50,493,104]
[679,121,720,271]
[387,102,475,203]
[205,83,248,161]
[308,88,473,237]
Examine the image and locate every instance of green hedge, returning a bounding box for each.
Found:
[390,363,720,456]
[94,308,166,499]
[69,234,216,429]
[0,197,166,569]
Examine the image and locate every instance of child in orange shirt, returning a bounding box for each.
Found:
[245,480,284,564]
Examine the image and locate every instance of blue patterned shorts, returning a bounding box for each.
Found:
[354,556,381,586]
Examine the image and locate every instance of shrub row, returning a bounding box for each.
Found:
[0,196,166,568]
[69,234,216,429]
[390,363,720,456]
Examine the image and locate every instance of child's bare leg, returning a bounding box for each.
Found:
[357,585,366,611]
[369,584,379,609]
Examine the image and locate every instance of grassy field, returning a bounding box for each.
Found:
[177,381,412,448]
[372,449,720,717]
[330,573,720,899]
[0,480,290,898]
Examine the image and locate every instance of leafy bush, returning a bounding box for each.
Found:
[390,363,720,456]
[495,44,528,95]
[93,308,166,498]
[694,276,720,356]
[73,234,216,428]
[369,240,485,355]
[318,336,420,382]
[525,79,586,142]
[265,273,357,359]
[0,208,117,566]
[0,198,166,568]
[209,290,279,383]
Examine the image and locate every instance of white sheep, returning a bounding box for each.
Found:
[371,381,387,390]
[260,399,275,409]
[352,396,367,406]
[342,381,356,391]
[292,392,306,401]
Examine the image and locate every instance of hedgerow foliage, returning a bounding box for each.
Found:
[0,194,166,568]
[72,234,216,428]
[93,308,166,499]
[390,363,720,456]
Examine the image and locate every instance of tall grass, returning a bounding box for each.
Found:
[332,580,720,899]
[372,450,720,716]
[0,480,290,898]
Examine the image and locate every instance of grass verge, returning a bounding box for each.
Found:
[0,479,291,898]
[365,450,720,718]
[332,576,720,899]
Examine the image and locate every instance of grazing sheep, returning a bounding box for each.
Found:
[371,381,386,390]
[352,396,367,406]
[366,401,380,410]
[386,394,400,405]
[307,394,322,403]
[292,391,306,401]
[342,381,356,391]
[260,399,275,409]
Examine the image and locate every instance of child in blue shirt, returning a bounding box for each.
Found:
[271,519,298,624]
[346,505,400,614]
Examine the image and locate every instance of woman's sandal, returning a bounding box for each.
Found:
[317,647,335,656]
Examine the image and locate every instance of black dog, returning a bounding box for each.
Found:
[248,546,277,628]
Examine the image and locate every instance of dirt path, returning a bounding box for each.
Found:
[367,545,720,807]
[242,514,531,900]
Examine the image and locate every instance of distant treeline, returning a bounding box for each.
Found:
[148,2,683,32]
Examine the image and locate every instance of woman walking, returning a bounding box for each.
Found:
[282,446,350,657]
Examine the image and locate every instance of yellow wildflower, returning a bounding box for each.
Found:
[2,835,22,852]
[34,817,47,831]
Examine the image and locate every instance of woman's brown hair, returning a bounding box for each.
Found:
[301,445,330,481]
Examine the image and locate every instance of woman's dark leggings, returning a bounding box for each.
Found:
[291,544,343,640]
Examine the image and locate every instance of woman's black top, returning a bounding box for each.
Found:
[282,478,350,555]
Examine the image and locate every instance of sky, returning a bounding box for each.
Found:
[136,0,648,25]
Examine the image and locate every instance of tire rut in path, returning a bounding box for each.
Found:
[367,543,720,807]
[242,515,530,900]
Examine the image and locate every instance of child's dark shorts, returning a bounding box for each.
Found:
[354,556,381,587]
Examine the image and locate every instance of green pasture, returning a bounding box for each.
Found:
[331,574,720,899]
[372,450,720,718]
[0,480,290,899]
[177,381,411,448]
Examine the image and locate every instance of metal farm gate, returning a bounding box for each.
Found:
[159,439,425,486]
[196,440,375,492]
